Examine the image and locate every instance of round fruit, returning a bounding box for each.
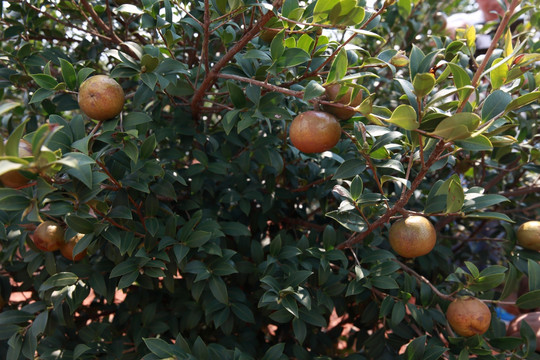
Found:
[517,221,540,251]
[78,75,125,121]
[323,83,363,120]
[289,111,341,154]
[32,221,64,252]
[388,216,436,258]
[446,296,491,337]
[60,233,87,261]
[0,139,34,189]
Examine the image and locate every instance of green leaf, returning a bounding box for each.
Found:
[65,214,94,234]
[73,344,92,359]
[504,91,540,114]
[30,74,58,89]
[110,259,139,278]
[124,112,152,128]
[406,335,426,360]
[227,81,246,108]
[29,88,53,104]
[275,48,311,68]
[0,310,33,325]
[454,134,493,151]
[350,175,363,200]
[56,152,95,169]
[490,58,508,90]
[384,104,418,130]
[500,263,519,301]
[372,276,399,289]
[143,338,175,357]
[464,212,514,222]
[465,261,480,278]
[429,113,480,141]
[303,80,325,101]
[40,272,78,292]
[292,318,306,344]
[447,63,472,103]
[327,49,348,84]
[463,194,509,212]
[333,159,366,179]
[370,131,403,153]
[223,109,240,135]
[59,59,77,90]
[326,209,367,232]
[262,343,285,360]
[231,303,255,324]
[412,73,435,97]
[0,101,21,116]
[516,289,540,309]
[77,68,95,85]
[209,276,229,304]
[528,259,540,291]
[270,30,285,60]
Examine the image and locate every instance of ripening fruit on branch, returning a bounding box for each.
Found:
[446,296,492,337]
[289,111,341,154]
[32,221,65,252]
[516,220,540,251]
[78,75,125,121]
[388,216,436,258]
[323,83,363,120]
[60,233,87,261]
[0,139,34,188]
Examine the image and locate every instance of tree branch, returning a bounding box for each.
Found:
[190,0,283,118]
[337,140,447,249]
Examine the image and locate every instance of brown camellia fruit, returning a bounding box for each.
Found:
[516,220,540,251]
[289,111,341,154]
[32,221,64,252]
[0,139,34,189]
[78,75,125,121]
[446,296,492,337]
[323,83,363,120]
[388,216,436,258]
[60,233,87,261]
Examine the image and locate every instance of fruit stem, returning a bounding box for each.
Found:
[394,258,454,302]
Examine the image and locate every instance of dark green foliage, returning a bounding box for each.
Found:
[0,0,539,359]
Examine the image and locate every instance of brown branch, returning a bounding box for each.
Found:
[499,186,540,198]
[290,175,333,192]
[190,0,283,118]
[216,73,302,98]
[202,0,211,73]
[79,0,139,59]
[393,258,454,302]
[337,140,447,249]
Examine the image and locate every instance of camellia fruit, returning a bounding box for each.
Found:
[446,296,491,337]
[0,139,34,189]
[516,220,540,251]
[388,216,436,258]
[60,233,87,261]
[323,83,363,120]
[78,75,125,121]
[32,221,64,252]
[289,111,341,154]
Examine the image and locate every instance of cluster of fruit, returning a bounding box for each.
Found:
[389,217,540,337]
[1,75,125,261]
[30,221,86,261]
[289,83,362,153]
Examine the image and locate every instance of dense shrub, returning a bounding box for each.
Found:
[0,0,539,359]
